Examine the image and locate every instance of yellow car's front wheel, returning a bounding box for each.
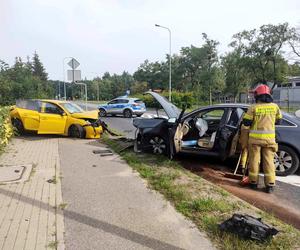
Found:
[68,124,86,139]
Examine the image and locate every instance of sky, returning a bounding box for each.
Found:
[1,0,300,81]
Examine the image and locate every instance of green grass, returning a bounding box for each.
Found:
[103,135,300,250]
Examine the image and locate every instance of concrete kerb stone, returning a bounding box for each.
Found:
[56,143,65,250]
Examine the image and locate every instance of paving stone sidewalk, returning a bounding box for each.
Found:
[0,136,64,250]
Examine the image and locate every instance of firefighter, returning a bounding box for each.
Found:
[243,84,282,193]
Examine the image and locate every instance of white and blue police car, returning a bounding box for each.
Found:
[98,97,146,118]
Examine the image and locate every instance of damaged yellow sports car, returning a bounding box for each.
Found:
[10,100,103,138]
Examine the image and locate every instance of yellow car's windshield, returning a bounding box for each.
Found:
[61,103,84,114]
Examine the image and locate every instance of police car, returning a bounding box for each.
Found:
[98,97,146,118]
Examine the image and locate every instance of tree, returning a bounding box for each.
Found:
[222,49,250,101]
[230,23,294,88]
[32,51,48,81]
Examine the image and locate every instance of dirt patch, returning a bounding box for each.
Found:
[182,160,300,230]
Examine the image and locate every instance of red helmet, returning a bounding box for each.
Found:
[253,84,271,97]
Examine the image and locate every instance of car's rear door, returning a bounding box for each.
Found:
[16,100,41,131]
[38,102,67,134]
[215,107,244,159]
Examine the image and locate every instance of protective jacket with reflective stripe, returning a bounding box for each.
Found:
[243,102,282,141]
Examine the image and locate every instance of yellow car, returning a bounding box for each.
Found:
[10,100,103,139]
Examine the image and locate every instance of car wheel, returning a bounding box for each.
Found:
[68,125,85,139]
[274,145,299,176]
[12,118,25,135]
[123,109,132,118]
[149,136,167,155]
[99,109,107,117]
[136,114,142,117]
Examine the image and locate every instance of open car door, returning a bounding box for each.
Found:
[216,108,244,160]
[167,110,186,159]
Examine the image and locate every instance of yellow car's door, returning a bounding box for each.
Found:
[38,102,67,134]
[16,100,41,131]
[18,108,40,131]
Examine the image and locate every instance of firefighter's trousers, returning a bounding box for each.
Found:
[248,139,278,186]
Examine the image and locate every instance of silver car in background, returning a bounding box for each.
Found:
[98,97,146,118]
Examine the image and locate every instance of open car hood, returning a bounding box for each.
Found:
[145,91,181,119]
[71,110,98,120]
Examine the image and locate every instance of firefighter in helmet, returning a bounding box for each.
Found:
[243,84,282,193]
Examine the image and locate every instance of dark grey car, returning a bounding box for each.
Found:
[133,91,300,176]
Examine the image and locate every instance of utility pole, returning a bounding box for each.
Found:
[155,24,172,101]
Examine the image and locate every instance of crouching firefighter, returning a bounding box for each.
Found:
[242,84,282,193]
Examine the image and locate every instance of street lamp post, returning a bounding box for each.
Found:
[155,24,172,101]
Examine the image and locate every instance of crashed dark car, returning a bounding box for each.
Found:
[133,91,300,176]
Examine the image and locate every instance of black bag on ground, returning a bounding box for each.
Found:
[219,214,279,241]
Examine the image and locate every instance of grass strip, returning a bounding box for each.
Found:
[102,136,300,250]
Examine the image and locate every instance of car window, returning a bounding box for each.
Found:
[108,100,118,104]
[227,108,244,127]
[61,103,84,114]
[134,99,143,104]
[198,109,225,120]
[16,100,41,112]
[278,118,296,127]
[43,102,63,115]
[117,99,129,104]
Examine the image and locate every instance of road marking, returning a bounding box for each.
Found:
[276,175,300,187]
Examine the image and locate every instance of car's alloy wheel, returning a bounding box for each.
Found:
[149,136,166,154]
[274,145,299,176]
[123,109,132,118]
[99,109,106,117]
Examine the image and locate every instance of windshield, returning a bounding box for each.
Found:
[61,103,84,114]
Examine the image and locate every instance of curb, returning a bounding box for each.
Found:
[56,141,65,250]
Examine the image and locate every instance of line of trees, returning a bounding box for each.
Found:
[1,23,300,106]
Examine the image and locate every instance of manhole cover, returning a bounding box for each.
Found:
[0,165,32,183]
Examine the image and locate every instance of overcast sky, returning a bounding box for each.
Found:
[1,0,299,81]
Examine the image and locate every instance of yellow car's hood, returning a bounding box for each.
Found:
[71,110,99,120]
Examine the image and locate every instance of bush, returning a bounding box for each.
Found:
[0,107,13,152]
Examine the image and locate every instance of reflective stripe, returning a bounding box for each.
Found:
[264,173,275,177]
[249,133,275,139]
[243,113,253,120]
[249,130,275,134]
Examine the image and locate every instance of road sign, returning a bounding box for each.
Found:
[67,58,80,69]
[67,70,81,82]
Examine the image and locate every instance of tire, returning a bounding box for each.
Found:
[12,118,25,135]
[148,136,167,155]
[136,114,142,117]
[123,109,132,118]
[68,125,86,139]
[99,109,107,117]
[275,145,299,176]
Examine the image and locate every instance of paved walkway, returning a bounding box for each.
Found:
[0,136,64,250]
[59,138,214,250]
